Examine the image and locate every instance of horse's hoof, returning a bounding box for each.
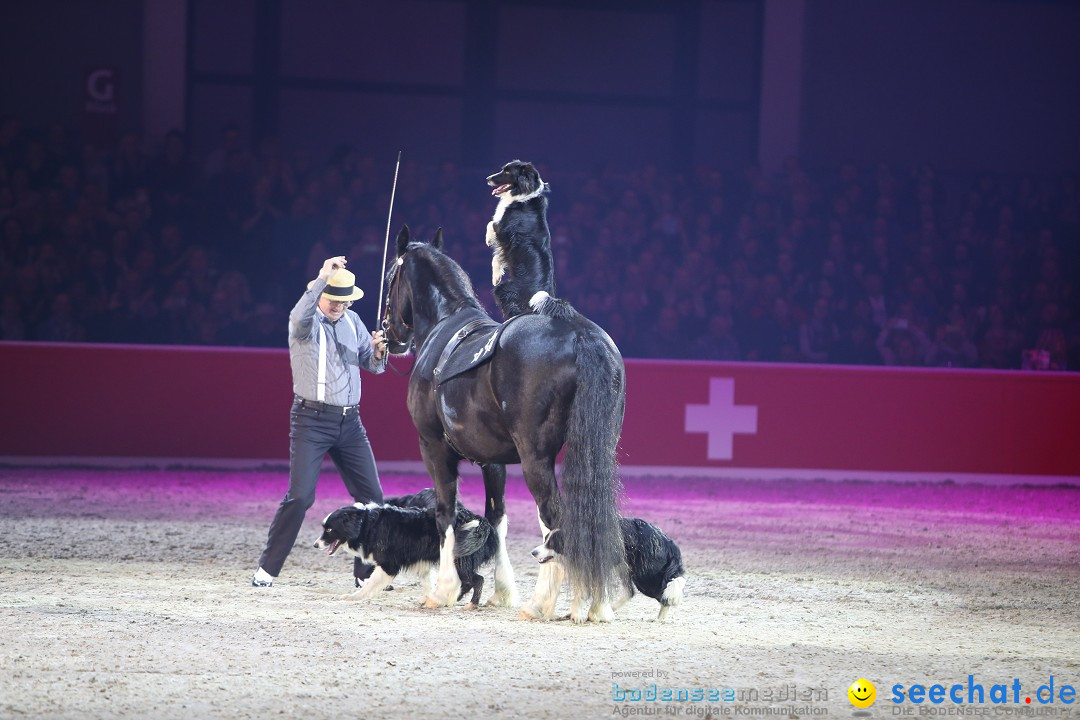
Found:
[517,605,543,621]
[463,602,479,611]
[485,590,517,608]
[423,594,447,609]
[337,592,363,601]
[588,603,614,623]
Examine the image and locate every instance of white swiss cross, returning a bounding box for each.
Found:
[684,378,758,460]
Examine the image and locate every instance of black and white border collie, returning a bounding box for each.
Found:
[485,159,557,319]
[531,516,686,621]
[314,494,498,608]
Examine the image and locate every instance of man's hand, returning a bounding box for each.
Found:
[319,256,347,280]
[371,330,387,360]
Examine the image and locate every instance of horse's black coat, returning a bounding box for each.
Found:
[382,226,627,608]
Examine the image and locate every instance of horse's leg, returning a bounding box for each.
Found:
[568,585,589,624]
[420,565,436,597]
[420,437,462,609]
[591,566,633,622]
[588,595,616,623]
[480,463,517,607]
[520,552,565,620]
[518,459,564,620]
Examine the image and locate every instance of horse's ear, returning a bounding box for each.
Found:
[395,225,410,255]
[432,227,444,250]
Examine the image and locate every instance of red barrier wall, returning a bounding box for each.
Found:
[1,342,1077,480]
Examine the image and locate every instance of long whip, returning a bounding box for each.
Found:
[375,150,402,327]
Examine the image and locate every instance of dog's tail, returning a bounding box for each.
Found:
[530,291,577,321]
[452,514,494,559]
[658,575,686,621]
[558,320,627,607]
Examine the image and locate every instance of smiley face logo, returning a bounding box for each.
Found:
[848,678,876,708]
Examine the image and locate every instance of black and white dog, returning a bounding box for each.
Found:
[531,517,686,621]
[485,159,557,319]
[314,495,498,607]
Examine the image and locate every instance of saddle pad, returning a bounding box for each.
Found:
[433,314,527,386]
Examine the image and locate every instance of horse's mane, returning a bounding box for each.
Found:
[407,242,485,314]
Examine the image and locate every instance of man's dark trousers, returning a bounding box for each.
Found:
[259,400,383,579]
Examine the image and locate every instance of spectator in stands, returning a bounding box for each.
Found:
[695,313,741,361]
[860,272,890,330]
[0,294,25,340]
[799,297,840,363]
[1031,301,1068,370]
[203,122,244,178]
[110,132,147,200]
[876,318,932,367]
[40,293,84,342]
[929,324,979,368]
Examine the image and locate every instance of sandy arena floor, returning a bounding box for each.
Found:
[0,466,1077,719]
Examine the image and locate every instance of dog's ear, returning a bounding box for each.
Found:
[546,527,564,552]
[342,508,366,535]
[396,224,411,256]
[519,163,539,195]
[431,227,444,250]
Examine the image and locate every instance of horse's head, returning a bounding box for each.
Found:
[382,224,445,354]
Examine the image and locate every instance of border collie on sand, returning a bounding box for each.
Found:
[531,516,686,621]
[314,498,498,608]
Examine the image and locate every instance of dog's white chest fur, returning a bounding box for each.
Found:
[491,192,517,225]
[487,182,546,285]
[486,194,519,283]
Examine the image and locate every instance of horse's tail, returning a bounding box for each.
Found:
[558,323,626,605]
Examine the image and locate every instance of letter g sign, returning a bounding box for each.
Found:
[87,69,114,102]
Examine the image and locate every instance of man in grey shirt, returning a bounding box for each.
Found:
[253,255,387,588]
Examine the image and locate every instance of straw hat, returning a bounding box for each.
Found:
[308,267,364,301]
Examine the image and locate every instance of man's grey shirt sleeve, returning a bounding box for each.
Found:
[289,278,325,341]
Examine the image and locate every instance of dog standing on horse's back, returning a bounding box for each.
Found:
[486,160,558,319]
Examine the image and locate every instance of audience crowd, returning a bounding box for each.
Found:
[1,116,1076,371]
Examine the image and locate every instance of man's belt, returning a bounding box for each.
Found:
[294,396,358,415]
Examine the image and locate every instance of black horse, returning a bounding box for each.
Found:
[382,226,627,622]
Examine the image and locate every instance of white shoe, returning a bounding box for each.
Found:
[252,567,275,587]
